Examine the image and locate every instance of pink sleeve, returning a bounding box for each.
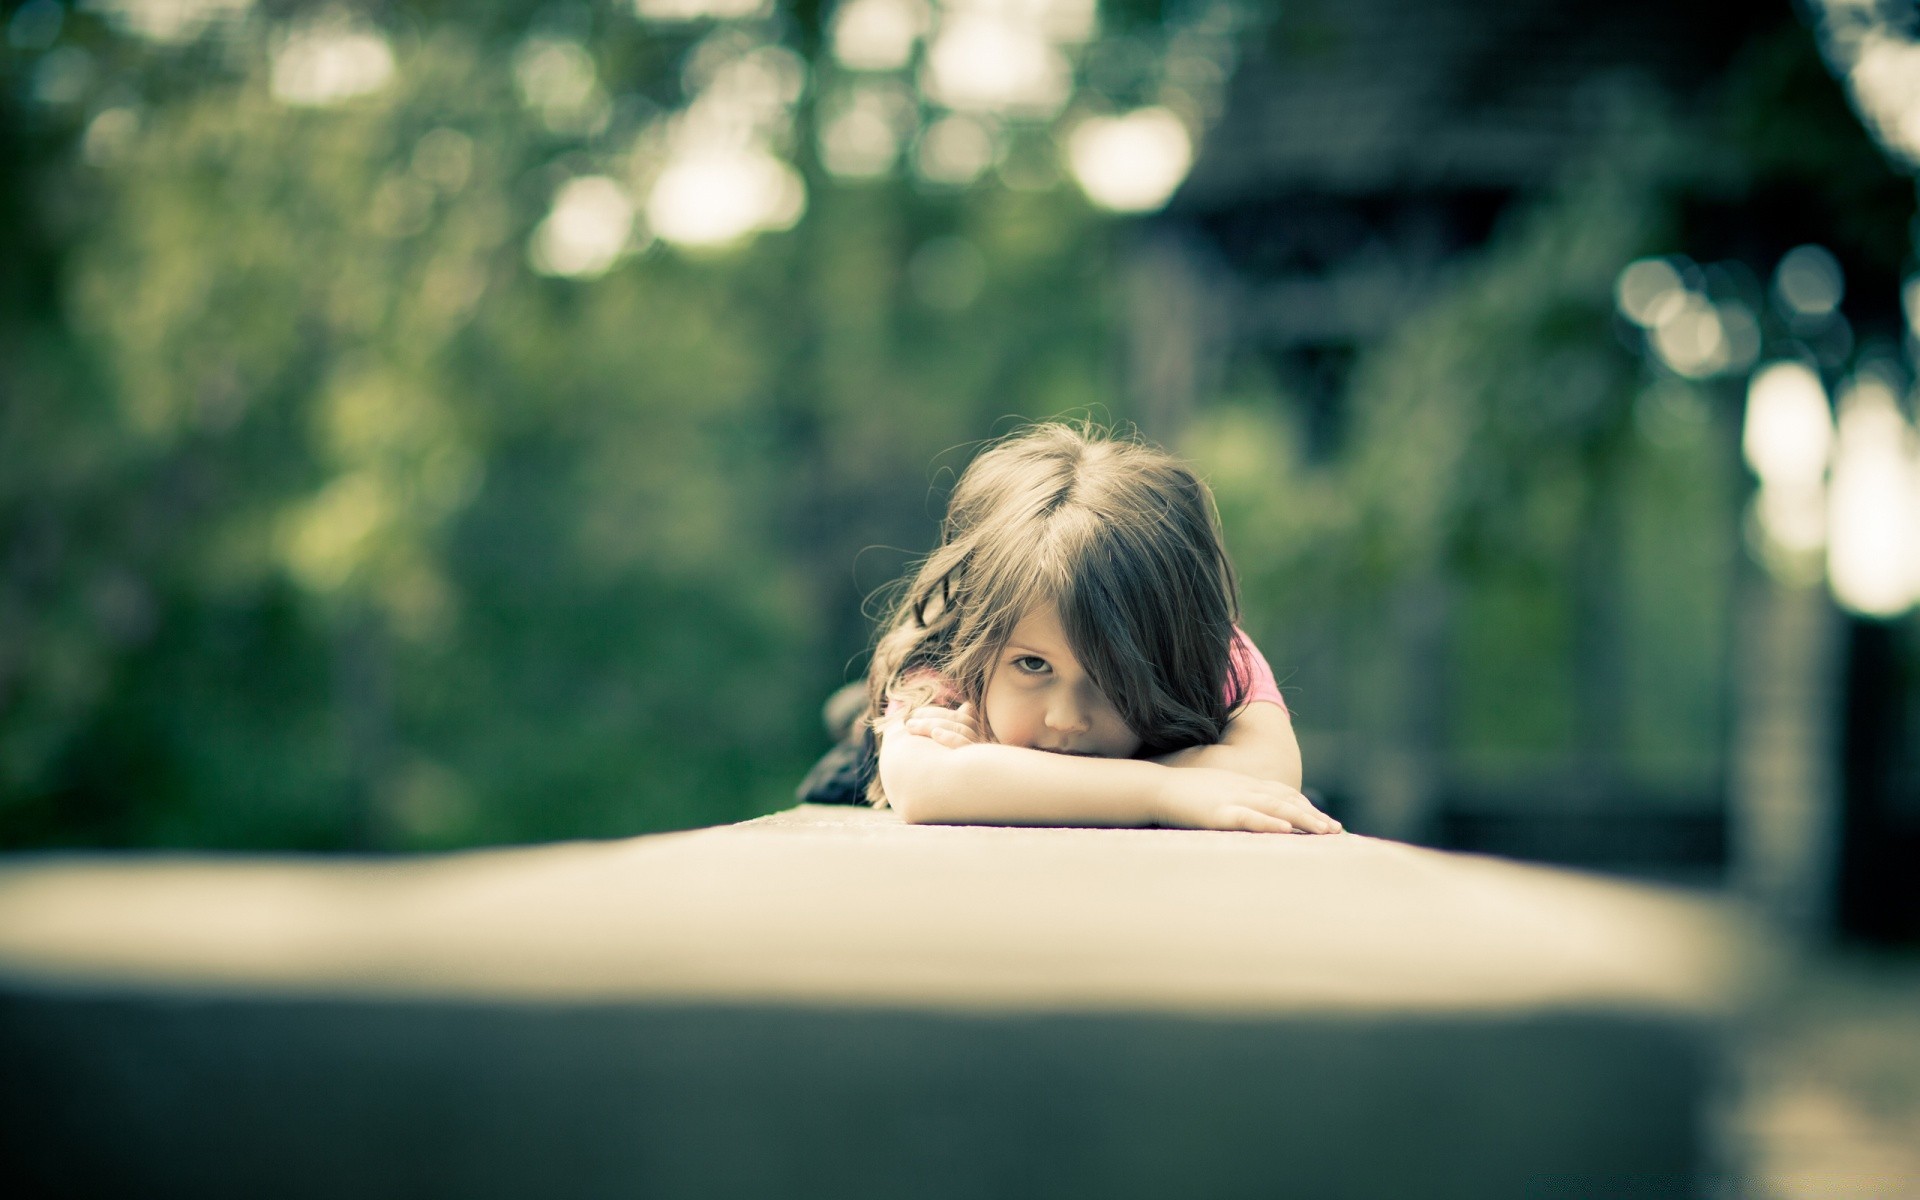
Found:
[1229,628,1288,713]
[883,669,959,719]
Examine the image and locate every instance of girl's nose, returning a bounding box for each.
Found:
[1046,695,1090,734]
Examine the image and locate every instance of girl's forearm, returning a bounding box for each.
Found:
[1151,740,1302,789]
[884,740,1169,827]
[1151,705,1303,789]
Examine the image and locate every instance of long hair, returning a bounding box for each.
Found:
[864,422,1248,804]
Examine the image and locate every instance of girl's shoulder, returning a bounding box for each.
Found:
[1230,626,1288,713]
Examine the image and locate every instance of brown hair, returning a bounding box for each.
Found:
[864,422,1248,804]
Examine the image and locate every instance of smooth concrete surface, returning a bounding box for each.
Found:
[0,805,1752,1199]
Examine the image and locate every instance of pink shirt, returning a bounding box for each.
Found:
[1230,628,1288,712]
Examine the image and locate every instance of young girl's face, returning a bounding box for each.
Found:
[981,604,1142,759]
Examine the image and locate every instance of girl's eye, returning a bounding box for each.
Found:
[1014,655,1050,675]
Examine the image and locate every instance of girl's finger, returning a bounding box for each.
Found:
[1270,799,1338,834]
[1297,813,1339,834]
[1225,806,1291,834]
[906,716,975,745]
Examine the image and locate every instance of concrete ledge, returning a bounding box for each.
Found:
[0,806,1751,1198]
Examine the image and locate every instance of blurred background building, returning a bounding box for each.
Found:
[1,0,1915,942]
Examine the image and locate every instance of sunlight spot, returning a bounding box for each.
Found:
[1649,293,1729,379]
[1828,369,1918,616]
[819,107,899,178]
[82,0,252,44]
[1773,244,1845,320]
[1066,107,1192,212]
[82,106,141,165]
[700,43,807,119]
[30,46,93,107]
[923,11,1071,116]
[1903,277,1920,341]
[942,0,1099,45]
[1753,483,1829,560]
[1615,258,1686,327]
[1839,29,1920,166]
[280,473,391,592]
[914,113,998,186]
[1744,362,1833,489]
[819,83,915,178]
[1743,361,1835,578]
[1031,0,1100,44]
[647,149,804,248]
[530,176,639,279]
[514,36,610,135]
[271,18,395,107]
[831,0,929,71]
[676,40,807,149]
[633,0,772,21]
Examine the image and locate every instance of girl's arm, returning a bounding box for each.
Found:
[1150,702,1303,789]
[879,706,1335,834]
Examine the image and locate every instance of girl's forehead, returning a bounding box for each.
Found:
[1007,603,1072,649]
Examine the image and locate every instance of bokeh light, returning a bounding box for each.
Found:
[514,36,610,135]
[818,82,915,178]
[633,0,774,22]
[1615,257,1687,328]
[915,113,999,186]
[1743,362,1834,569]
[647,150,805,247]
[1827,369,1919,616]
[84,0,252,44]
[1065,107,1192,212]
[1772,244,1845,320]
[1618,257,1759,379]
[1830,25,1920,166]
[530,176,640,279]
[270,18,395,108]
[922,9,1072,116]
[1744,362,1835,490]
[831,0,930,71]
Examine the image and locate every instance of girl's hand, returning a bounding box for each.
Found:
[1154,767,1341,835]
[901,701,985,749]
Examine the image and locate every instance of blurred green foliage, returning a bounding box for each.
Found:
[1184,26,1912,814]
[0,2,1906,849]
[1186,118,1744,803]
[0,0,1176,848]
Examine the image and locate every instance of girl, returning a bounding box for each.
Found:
[806,422,1337,836]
